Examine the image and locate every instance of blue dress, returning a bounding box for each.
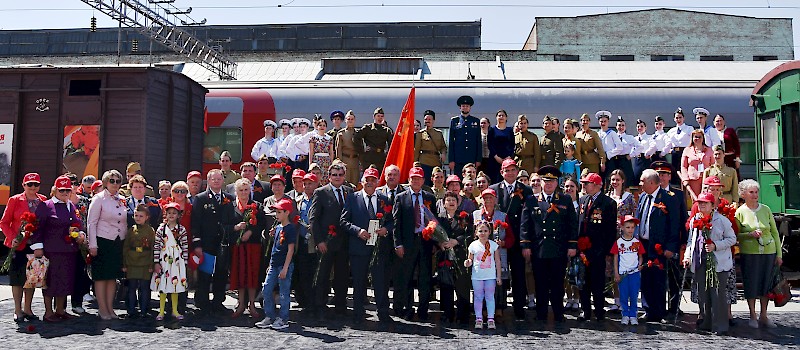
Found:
[486,126,515,183]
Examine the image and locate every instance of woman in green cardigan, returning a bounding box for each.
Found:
[734,179,782,329]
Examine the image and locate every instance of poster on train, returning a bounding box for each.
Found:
[63,125,100,179]
[0,124,13,205]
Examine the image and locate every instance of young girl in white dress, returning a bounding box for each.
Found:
[151,202,188,321]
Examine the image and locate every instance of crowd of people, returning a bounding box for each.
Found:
[0,96,784,336]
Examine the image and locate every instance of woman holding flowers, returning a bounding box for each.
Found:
[30,176,84,322]
[683,192,736,335]
[437,191,473,324]
[735,179,782,329]
[224,178,266,318]
[0,173,47,322]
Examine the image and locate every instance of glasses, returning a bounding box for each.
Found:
[329,173,344,177]
[172,189,188,194]
[25,182,40,187]
[108,178,122,184]
[58,189,72,193]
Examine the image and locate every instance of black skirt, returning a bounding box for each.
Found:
[92,237,124,281]
[740,253,776,299]
[8,246,33,286]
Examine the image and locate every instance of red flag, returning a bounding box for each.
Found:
[203,106,209,134]
[381,87,415,185]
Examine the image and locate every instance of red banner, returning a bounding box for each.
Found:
[381,87,415,185]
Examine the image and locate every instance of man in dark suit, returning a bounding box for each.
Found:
[652,161,689,319]
[376,164,407,204]
[488,159,533,320]
[341,167,394,323]
[191,169,235,315]
[392,167,437,320]
[637,168,680,323]
[448,96,482,177]
[124,174,162,228]
[284,168,306,201]
[577,173,618,322]
[521,166,578,322]
[309,162,354,317]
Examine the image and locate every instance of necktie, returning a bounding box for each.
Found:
[547,195,552,203]
[508,183,513,196]
[414,193,421,229]
[584,196,594,231]
[367,195,376,219]
[640,194,652,238]
[214,193,220,204]
[336,188,344,206]
[677,127,682,134]
[390,189,396,202]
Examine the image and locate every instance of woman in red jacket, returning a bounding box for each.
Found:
[0,173,47,322]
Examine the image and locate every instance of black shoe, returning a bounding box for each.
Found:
[352,316,364,325]
[23,313,38,322]
[378,315,394,324]
[417,312,429,321]
[728,319,736,327]
[695,318,704,326]
[596,315,606,322]
[664,312,677,321]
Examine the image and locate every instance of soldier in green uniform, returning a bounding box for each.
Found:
[219,150,241,187]
[514,115,542,174]
[520,165,578,322]
[414,110,447,186]
[327,110,344,150]
[335,111,361,185]
[354,107,393,174]
[119,161,155,198]
[540,115,565,168]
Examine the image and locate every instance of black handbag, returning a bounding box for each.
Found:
[768,265,792,307]
[436,250,456,287]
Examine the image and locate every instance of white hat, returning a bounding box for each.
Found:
[278,119,291,127]
[692,107,709,116]
[298,118,311,126]
[595,110,612,119]
[263,120,277,128]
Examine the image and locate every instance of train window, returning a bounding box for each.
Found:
[753,56,778,61]
[651,55,684,61]
[759,113,779,171]
[554,55,579,61]
[68,79,101,96]
[700,55,734,61]
[601,55,634,61]
[203,127,243,164]
[736,128,756,165]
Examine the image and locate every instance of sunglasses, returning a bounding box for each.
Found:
[172,189,188,194]
[58,189,72,193]
[329,173,344,177]
[108,178,122,184]
[25,182,41,187]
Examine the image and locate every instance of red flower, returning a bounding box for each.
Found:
[654,243,663,255]
[249,217,257,225]
[285,165,292,172]
[383,205,393,213]
[421,221,436,241]
[705,238,713,245]
[376,212,384,219]
[577,236,592,251]
[458,211,468,219]
[494,220,503,229]
[24,223,36,233]
[292,215,300,224]
[647,260,654,268]
[328,224,337,237]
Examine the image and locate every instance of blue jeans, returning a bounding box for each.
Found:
[618,271,641,318]
[262,263,294,320]
[127,278,151,315]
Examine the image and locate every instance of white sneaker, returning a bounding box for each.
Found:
[83,293,95,302]
[621,316,629,325]
[255,316,273,329]
[629,318,639,325]
[72,306,85,314]
[271,317,289,330]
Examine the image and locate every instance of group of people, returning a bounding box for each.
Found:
[0,95,782,336]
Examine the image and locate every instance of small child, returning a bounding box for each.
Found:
[256,198,296,330]
[610,215,645,325]
[560,143,581,184]
[465,221,502,330]
[151,202,188,321]
[123,204,155,318]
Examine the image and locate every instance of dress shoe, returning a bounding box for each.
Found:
[13,314,23,323]
[56,312,77,320]
[378,315,394,324]
[596,315,606,322]
[43,314,62,323]
[577,313,588,322]
[23,313,38,322]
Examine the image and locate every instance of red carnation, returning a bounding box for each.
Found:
[577,236,592,251]
[24,224,35,232]
[328,224,337,237]
[249,217,257,225]
[376,212,384,219]
[383,205,393,213]
[654,243,663,255]
[705,238,713,245]
[459,211,468,219]
[285,165,292,172]
[292,215,300,224]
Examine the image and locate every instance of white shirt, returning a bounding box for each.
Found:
[651,129,670,155]
[612,236,644,274]
[633,133,652,156]
[502,181,517,195]
[618,132,640,156]
[468,240,499,281]
[286,132,312,160]
[278,133,297,159]
[702,124,722,148]
[665,123,693,149]
[599,128,624,159]
[361,190,377,216]
[251,136,279,161]
[638,188,659,240]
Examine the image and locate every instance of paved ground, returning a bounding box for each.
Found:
[0,276,799,349]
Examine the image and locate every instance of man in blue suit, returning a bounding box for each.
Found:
[125,174,162,228]
[340,167,394,324]
[652,161,689,320]
[636,168,680,323]
[448,95,482,177]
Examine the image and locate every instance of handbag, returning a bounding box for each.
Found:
[435,250,456,287]
[24,254,49,289]
[768,265,792,307]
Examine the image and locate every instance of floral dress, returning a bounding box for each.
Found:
[311,134,333,182]
[151,223,188,293]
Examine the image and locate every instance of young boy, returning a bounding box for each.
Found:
[611,215,645,325]
[256,198,296,330]
[122,204,155,318]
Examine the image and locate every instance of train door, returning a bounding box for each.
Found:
[784,103,800,211]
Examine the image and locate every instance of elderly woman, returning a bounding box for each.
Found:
[714,114,741,181]
[87,169,128,320]
[65,172,92,314]
[158,180,172,200]
[703,145,739,203]
[1,173,47,322]
[684,192,736,335]
[437,191,473,324]
[30,176,84,322]
[224,178,267,318]
[735,179,782,329]
[680,129,714,203]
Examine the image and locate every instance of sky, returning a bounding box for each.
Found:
[0,0,798,54]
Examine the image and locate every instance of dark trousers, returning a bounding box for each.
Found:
[632,156,652,186]
[533,256,567,320]
[619,157,635,188]
[667,257,683,313]
[508,246,528,318]
[350,254,371,317]
[313,248,349,311]
[371,251,393,319]
[698,263,729,333]
[580,254,607,319]
[641,255,668,320]
[293,240,318,309]
[196,252,229,310]
[669,149,684,185]
[126,278,151,314]
[440,282,471,321]
[602,156,621,189]
[295,156,309,172]
[420,164,435,187]
[394,238,433,317]
[71,252,92,308]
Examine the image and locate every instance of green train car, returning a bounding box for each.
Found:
[751,61,800,276]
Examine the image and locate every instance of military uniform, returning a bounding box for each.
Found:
[354,123,393,174]
[575,129,606,174]
[514,130,542,174]
[118,183,156,198]
[414,127,447,185]
[540,130,564,168]
[702,163,739,203]
[221,169,241,187]
[336,126,361,184]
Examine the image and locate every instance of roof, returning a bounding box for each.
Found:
[534,8,792,21]
[180,60,784,83]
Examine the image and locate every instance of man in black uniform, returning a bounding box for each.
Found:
[521,165,578,322]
